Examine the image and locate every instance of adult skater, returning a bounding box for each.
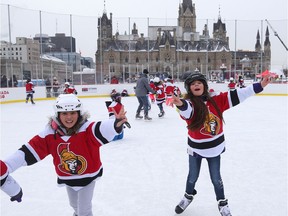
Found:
[135,69,155,120]
[0,94,128,216]
[171,73,270,216]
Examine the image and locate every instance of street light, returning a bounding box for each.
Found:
[220,63,227,81]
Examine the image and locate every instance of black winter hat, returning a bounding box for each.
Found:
[143,69,149,74]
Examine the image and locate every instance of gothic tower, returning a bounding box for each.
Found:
[255,30,261,52]
[213,12,228,43]
[264,26,271,69]
[178,0,196,33]
[97,11,113,50]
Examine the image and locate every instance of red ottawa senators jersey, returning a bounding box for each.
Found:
[107,101,123,118]
[165,82,175,98]
[17,119,119,187]
[154,84,166,104]
[25,82,34,93]
[178,84,259,158]
[64,87,77,94]
[0,160,8,179]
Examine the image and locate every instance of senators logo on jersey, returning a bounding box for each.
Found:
[57,143,87,175]
[200,112,221,136]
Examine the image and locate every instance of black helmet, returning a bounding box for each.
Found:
[184,73,208,92]
[111,92,121,102]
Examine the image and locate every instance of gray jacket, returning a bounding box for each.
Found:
[135,74,155,97]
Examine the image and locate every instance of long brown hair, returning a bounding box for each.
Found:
[184,85,223,131]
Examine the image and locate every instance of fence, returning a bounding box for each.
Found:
[0,4,287,87]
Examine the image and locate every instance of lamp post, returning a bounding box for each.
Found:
[220,64,227,82]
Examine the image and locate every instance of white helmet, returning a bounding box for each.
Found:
[65,82,70,86]
[54,94,83,116]
[229,77,234,81]
[153,77,160,83]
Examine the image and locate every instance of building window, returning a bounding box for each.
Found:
[136,57,139,63]
[109,57,114,63]
[125,57,128,63]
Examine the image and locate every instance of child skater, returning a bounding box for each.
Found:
[0,160,23,203]
[25,78,35,104]
[165,76,176,107]
[153,77,165,117]
[63,82,78,94]
[171,73,270,216]
[0,94,128,216]
[105,92,131,141]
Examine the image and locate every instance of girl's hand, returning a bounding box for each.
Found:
[171,94,183,107]
[261,75,271,88]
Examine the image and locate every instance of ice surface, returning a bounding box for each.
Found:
[0,95,287,216]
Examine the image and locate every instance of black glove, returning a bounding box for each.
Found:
[10,188,23,202]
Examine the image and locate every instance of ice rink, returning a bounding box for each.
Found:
[0,94,287,216]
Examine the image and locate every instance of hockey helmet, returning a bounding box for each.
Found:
[153,77,160,83]
[54,94,83,116]
[65,82,70,86]
[111,92,121,102]
[184,73,208,92]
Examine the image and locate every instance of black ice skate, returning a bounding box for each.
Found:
[218,199,232,216]
[158,111,165,118]
[175,190,197,214]
[144,115,152,121]
[135,113,143,119]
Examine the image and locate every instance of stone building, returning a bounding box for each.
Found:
[95,0,271,82]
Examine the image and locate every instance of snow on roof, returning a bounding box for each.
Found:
[40,54,65,63]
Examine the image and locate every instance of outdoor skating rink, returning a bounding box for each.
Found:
[1,95,287,216]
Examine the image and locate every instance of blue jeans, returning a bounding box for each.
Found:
[136,96,149,116]
[185,155,225,201]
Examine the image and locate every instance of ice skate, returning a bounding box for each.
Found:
[135,113,143,119]
[158,111,165,118]
[144,115,152,121]
[175,190,197,214]
[218,199,232,216]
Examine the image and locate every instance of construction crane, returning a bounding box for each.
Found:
[265,19,288,51]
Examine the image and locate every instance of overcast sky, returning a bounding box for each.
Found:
[1,0,287,68]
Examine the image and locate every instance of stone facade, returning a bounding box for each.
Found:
[95,0,271,82]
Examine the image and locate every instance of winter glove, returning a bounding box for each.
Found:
[10,188,23,202]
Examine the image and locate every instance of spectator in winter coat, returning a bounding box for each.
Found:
[52,77,60,97]
[171,73,271,216]
[135,69,155,120]
[0,94,128,216]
